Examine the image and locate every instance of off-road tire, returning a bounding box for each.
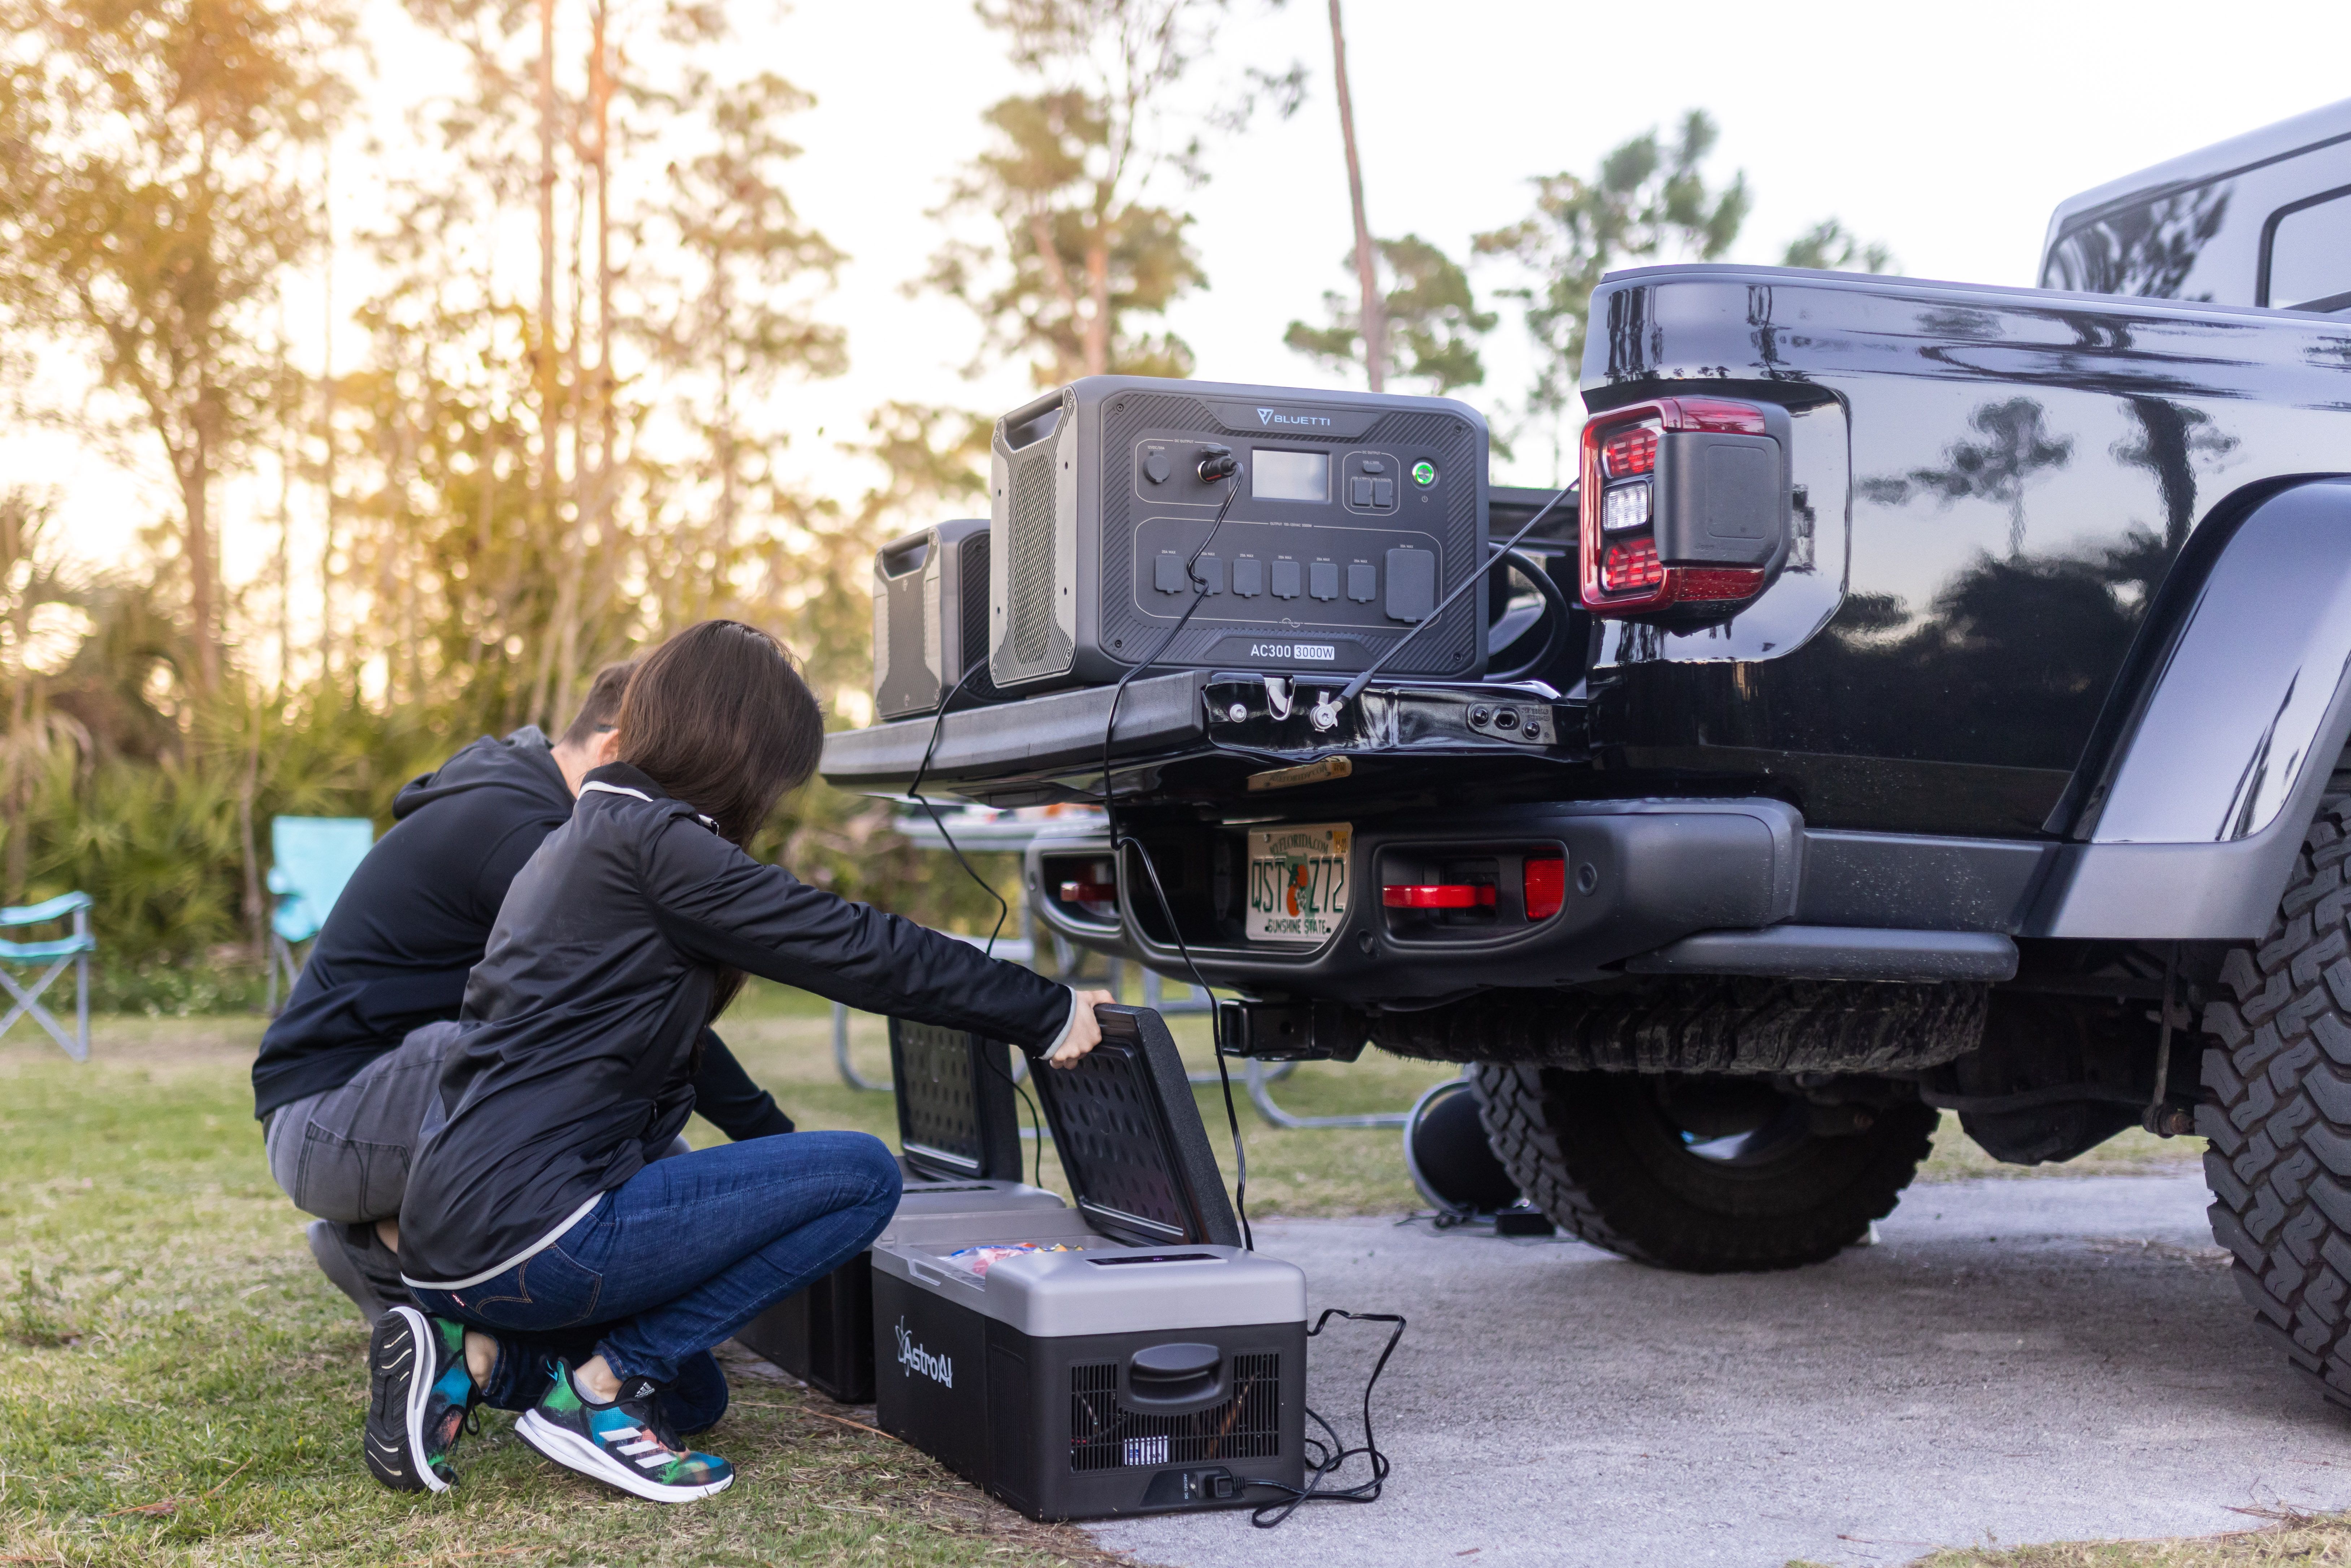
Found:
[2201,771,2351,1407]
[1468,1063,1937,1272]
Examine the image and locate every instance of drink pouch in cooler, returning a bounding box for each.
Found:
[871,1004,1308,1520]
[736,1020,1063,1402]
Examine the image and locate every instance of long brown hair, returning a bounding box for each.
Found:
[615,620,823,848]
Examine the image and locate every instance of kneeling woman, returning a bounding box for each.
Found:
[371,621,1108,1502]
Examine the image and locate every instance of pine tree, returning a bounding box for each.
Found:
[0,0,356,693]
[925,0,1229,385]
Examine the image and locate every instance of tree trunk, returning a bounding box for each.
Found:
[275,351,294,697]
[5,542,30,900]
[182,430,219,694]
[238,699,264,960]
[550,159,592,727]
[1327,0,1384,393]
[1083,235,1111,377]
[527,0,562,728]
[318,143,337,681]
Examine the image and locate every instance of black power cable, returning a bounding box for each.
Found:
[907,662,1048,1188]
[1091,459,1256,1251]
[1335,478,1575,708]
[1120,830,1254,1253]
[1243,1308,1408,1527]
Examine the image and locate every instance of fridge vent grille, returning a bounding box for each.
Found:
[1067,1352,1281,1473]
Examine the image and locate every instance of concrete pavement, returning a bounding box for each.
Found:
[1087,1173,2351,1567]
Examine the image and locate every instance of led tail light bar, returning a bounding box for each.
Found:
[1579,396,1793,617]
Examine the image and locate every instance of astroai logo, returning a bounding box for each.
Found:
[894,1318,952,1387]
[1257,408,1334,429]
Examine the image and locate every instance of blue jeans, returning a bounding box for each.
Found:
[413,1131,900,1387]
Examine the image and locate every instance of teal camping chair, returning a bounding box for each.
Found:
[266,817,374,1014]
[0,892,95,1060]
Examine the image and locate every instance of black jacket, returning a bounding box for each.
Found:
[250,729,792,1144]
[399,762,1074,1286]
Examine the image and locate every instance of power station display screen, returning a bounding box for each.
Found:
[1251,449,1328,503]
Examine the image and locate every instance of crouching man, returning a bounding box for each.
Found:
[251,663,797,1322]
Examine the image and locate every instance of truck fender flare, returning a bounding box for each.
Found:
[2031,476,2351,939]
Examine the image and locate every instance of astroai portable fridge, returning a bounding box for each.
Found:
[871,1005,1308,1521]
[736,1019,1064,1402]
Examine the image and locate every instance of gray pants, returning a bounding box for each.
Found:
[265,1021,463,1225]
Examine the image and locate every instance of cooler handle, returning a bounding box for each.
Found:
[1123,1342,1229,1413]
[907,1259,979,1292]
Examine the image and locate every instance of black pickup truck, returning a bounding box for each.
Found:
[825,100,2351,1403]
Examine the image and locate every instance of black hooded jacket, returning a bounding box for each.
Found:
[398,761,1074,1287]
[250,729,792,1145]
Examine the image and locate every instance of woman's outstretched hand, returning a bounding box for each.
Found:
[1044,989,1117,1067]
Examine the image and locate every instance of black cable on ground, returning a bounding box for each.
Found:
[1243,1308,1407,1527]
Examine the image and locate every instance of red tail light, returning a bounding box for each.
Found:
[1523,857,1566,920]
[1601,424,1657,478]
[1057,861,1118,919]
[1600,537,1663,593]
[1579,397,1789,617]
[1382,884,1498,910]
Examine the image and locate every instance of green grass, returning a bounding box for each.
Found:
[1793,1509,2351,1566]
[0,1004,1139,1567]
[1918,1119,2201,1183]
[0,984,1452,1566]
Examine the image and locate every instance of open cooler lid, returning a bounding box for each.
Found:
[1029,1004,1242,1249]
[889,1019,1024,1182]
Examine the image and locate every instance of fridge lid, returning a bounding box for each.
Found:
[1030,1004,1242,1250]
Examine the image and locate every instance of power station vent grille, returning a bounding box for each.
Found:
[1009,446,1057,664]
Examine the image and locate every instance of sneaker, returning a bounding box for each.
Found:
[516,1360,735,1503]
[308,1219,393,1325]
[363,1306,476,1493]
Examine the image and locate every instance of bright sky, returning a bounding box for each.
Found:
[22,0,2351,598]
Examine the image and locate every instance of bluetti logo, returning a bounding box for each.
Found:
[894,1318,952,1387]
[1258,407,1273,424]
[1257,407,1333,429]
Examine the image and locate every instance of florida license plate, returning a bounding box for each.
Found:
[1246,824,1352,943]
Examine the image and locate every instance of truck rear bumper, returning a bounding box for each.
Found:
[1025,800,2040,1004]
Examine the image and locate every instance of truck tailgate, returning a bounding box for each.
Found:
[822,672,1209,792]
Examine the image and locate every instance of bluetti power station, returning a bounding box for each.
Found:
[987,377,1492,691]
[870,518,1001,720]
